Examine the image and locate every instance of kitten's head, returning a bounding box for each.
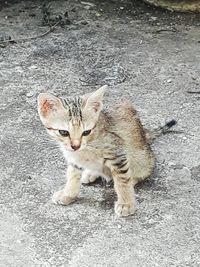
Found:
[38,85,107,151]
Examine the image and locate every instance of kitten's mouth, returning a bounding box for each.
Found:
[65,144,85,152]
[69,146,83,152]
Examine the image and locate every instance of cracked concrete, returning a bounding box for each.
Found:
[0,0,200,266]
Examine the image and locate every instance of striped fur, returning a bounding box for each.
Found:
[61,97,83,121]
[38,86,161,217]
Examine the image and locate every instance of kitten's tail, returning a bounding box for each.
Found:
[146,119,177,144]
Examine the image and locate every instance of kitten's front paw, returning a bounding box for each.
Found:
[52,190,76,206]
[114,202,135,217]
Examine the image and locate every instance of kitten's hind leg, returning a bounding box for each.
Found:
[52,164,81,205]
[81,169,99,184]
[111,166,135,217]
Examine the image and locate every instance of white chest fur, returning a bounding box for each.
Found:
[60,144,104,173]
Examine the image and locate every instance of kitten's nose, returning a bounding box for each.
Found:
[71,140,81,151]
[71,144,80,151]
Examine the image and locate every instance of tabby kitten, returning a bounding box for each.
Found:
[38,86,155,217]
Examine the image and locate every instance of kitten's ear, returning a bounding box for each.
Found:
[82,85,107,113]
[38,93,63,117]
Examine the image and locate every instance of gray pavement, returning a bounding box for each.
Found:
[0,0,200,266]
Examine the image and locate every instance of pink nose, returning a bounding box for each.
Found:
[71,144,80,151]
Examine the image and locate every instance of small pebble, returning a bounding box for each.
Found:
[167,79,172,83]
[28,65,37,70]
[26,92,35,98]
[150,16,157,21]
[80,20,88,25]
[84,5,92,10]
[95,12,101,17]
[118,225,122,229]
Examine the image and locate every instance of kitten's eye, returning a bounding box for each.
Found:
[82,130,91,136]
[59,130,69,137]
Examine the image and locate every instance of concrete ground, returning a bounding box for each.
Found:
[0,0,200,266]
